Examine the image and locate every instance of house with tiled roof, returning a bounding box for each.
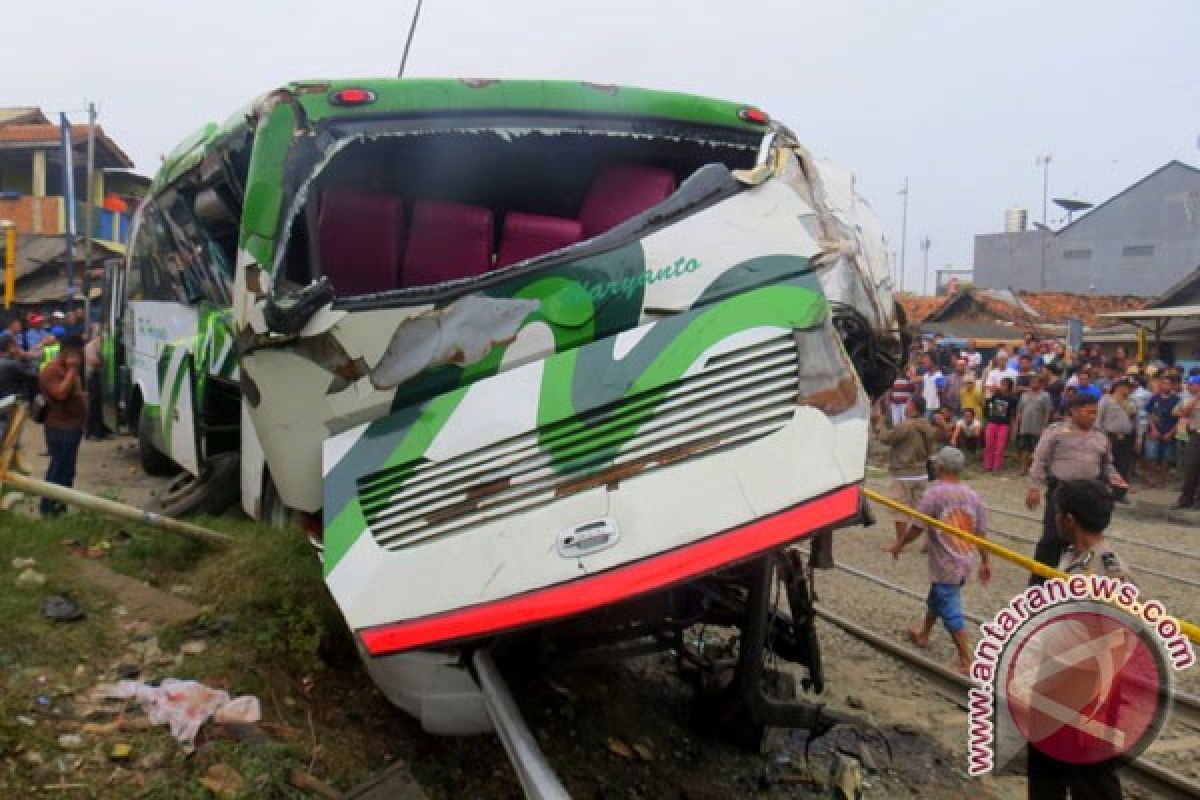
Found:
[0,107,149,309]
[914,287,1145,346]
[0,107,145,241]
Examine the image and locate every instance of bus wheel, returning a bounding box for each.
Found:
[137,411,179,477]
[158,453,240,518]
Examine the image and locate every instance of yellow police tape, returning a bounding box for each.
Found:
[863,487,1200,645]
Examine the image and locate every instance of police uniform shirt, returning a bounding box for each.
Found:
[1029,421,1120,488]
[1059,544,1135,585]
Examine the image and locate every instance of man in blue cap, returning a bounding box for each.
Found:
[1172,375,1200,508]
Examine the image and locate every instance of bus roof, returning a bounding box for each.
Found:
[153,79,768,192]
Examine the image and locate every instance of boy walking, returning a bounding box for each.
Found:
[884,447,991,674]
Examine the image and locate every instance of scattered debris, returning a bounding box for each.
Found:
[845,694,865,710]
[16,568,46,587]
[104,679,260,749]
[289,767,342,799]
[632,741,655,762]
[56,734,83,749]
[607,738,635,759]
[169,584,194,596]
[109,743,133,762]
[11,556,37,570]
[199,763,247,797]
[180,640,207,656]
[829,752,865,800]
[41,595,85,622]
[16,715,35,727]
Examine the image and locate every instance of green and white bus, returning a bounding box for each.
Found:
[105,78,902,737]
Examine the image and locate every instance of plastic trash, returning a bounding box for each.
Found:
[11,557,36,570]
[15,568,45,587]
[213,695,261,725]
[104,679,260,748]
[42,595,85,622]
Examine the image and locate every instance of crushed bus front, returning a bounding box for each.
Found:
[228,79,900,733]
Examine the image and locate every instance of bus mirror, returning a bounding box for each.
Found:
[263,277,335,335]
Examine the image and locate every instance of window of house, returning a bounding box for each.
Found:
[1062,249,1092,260]
[1122,244,1154,257]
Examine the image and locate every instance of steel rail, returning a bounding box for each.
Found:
[811,553,1200,732]
[815,604,1200,800]
[985,525,1200,591]
[985,503,1200,563]
[865,487,1200,643]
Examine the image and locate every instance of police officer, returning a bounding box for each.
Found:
[1025,478,1131,800]
[1025,393,1125,584]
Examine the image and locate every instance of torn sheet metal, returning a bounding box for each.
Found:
[371,295,540,390]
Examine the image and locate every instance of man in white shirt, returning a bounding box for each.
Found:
[920,354,944,416]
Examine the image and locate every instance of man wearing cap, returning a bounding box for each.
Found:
[1096,379,1137,492]
[1026,393,1125,583]
[884,446,991,674]
[1172,375,1200,509]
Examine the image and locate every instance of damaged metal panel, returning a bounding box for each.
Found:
[371,295,540,390]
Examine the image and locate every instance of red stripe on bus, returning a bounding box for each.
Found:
[359,484,860,656]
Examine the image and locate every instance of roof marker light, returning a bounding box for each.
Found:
[738,106,769,125]
[330,88,377,107]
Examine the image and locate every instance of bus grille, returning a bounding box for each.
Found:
[357,333,799,551]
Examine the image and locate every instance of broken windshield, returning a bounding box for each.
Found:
[271,119,763,300]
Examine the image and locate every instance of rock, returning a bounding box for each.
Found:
[180,640,208,656]
[16,568,46,588]
[829,752,864,800]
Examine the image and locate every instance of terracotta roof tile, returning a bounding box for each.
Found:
[0,123,133,168]
[895,293,944,325]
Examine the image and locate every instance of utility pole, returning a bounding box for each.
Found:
[83,102,96,325]
[397,0,424,78]
[898,177,909,292]
[920,236,931,295]
[1036,153,1052,226]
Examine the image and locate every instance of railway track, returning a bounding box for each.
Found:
[985,504,1200,563]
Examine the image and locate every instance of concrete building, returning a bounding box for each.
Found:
[974,161,1200,296]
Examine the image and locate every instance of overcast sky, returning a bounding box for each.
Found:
[5,0,1198,293]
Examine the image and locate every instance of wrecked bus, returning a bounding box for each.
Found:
[104,79,903,739]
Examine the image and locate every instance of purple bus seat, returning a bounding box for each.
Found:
[578,164,677,238]
[318,189,406,296]
[404,200,495,287]
[495,212,584,268]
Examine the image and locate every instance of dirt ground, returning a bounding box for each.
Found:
[4,427,1197,798]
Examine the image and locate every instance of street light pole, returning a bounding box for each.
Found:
[1036,153,1052,226]
[899,177,909,292]
[920,236,931,295]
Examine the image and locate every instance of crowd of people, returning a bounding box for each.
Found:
[0,307,110,518]
[874,334,1152,800]
[876,332,1200,508]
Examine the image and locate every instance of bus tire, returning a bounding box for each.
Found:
[158,452,240,519]
[138,411,179,477]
